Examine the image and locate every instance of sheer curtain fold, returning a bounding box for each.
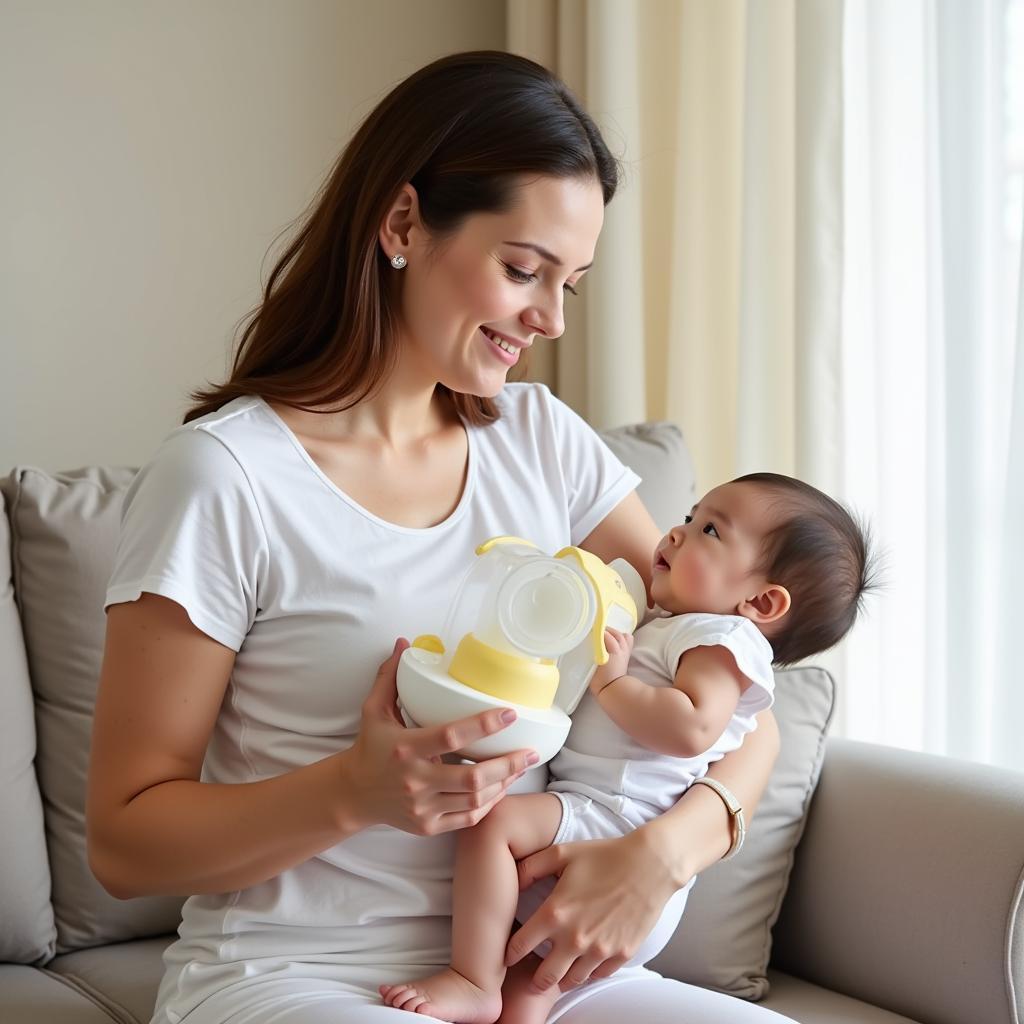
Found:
[844,0,1022,767]
[509,0,1021,768]
[509,0,844,491]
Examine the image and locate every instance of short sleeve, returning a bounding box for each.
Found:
[663,615,775,716]
[104,428,270,651]
[541,387,642,546]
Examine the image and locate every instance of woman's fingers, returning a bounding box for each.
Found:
[411,705,522,759]
[439,750,538,793]
[514,842,567,895]
[587,954,629,981]
[432,775,515,814]
[361,638,409,720]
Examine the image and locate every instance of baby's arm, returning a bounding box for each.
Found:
[590,630,748,758]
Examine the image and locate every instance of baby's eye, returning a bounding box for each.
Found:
[702,522,719,538]
[682,514,693,524]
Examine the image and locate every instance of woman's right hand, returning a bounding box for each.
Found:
[339,638,539,836]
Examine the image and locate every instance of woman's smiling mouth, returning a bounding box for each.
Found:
[480,326,523,365]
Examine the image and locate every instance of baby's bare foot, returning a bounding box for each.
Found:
[379,967,502,1023]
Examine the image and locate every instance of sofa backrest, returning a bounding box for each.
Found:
[0,421,834,1002]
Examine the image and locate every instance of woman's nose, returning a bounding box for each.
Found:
[522,290,565,340]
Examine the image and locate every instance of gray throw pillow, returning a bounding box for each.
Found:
[0,485,57,963]
[1,467,185,954]
[598,423,834,1000]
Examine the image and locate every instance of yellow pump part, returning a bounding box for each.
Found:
[449,634,558,709]
[554,547,639,665]
[475,535,539,556]
[411,634,445,655]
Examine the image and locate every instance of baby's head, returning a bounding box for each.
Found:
[650,473,876,666]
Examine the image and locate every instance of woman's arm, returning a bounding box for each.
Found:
[87,595,534,899]
[506,709,779,991]
[504,495,778,991]
[641,706,780,881]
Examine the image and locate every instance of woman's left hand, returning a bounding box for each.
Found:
[505,827,682,993]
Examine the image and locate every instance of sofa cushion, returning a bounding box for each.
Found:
[47,935,173,1024]
[0,963,120,1024]
[0,486,57,964]
[761,970,924,1023]
[1,468,185,954]
[648,664,835,1000]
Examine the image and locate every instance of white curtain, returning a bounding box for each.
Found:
[510,0,1023,769]
[840,0,1023,768]
[508,0,845,493]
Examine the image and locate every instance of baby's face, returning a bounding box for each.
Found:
[650,482,772,617]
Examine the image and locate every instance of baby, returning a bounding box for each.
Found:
[380,472,874,1024]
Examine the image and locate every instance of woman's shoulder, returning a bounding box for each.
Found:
[135,397,271,495]
[492,380,555,418]
[491,381,591,438]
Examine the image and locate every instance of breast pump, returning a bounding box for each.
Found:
[396,537,647,763]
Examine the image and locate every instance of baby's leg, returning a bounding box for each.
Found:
[495,955,561,1024]
[380,793,563,1023]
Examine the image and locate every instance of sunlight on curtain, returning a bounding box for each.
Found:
[839,0,1023,768]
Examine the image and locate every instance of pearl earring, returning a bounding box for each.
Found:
[390,254,407,269]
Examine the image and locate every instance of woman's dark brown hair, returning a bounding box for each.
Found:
[184,50,619,426]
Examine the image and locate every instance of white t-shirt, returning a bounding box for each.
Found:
[104,383,639,1019]
[548,613,775,828]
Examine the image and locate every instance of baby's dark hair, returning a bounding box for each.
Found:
[732,473,879,666]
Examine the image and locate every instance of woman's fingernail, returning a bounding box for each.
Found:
[526,752,540,766]
[500,709,516,724]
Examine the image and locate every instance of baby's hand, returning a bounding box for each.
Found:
[589,628,634,695]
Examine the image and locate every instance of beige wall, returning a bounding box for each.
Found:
[1,0,506,471]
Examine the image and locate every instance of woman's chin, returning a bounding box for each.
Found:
[441,370,509,399]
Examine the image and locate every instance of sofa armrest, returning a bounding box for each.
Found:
[770,737,1024,1024]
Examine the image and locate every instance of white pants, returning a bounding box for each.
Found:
[168,967,795,1023]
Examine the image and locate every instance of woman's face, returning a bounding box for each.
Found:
[393,174,605,397]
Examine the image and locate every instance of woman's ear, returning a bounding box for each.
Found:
[736,584,791,626]
[379,183,422,263]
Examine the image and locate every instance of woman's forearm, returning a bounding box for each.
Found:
[88,750,360,899]
[635,709,780,886]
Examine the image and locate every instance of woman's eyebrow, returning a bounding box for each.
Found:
[502,240,593,272]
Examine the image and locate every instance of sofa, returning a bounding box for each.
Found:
[2,420,1022,1024]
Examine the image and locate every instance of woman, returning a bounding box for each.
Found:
[87,51,792,1024]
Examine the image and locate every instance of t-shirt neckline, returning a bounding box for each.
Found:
[252,396,478,535]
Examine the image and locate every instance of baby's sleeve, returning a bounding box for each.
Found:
[663,617,775,716]
[104,428,270,651]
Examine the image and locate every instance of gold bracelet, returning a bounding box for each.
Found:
[690,776,746,860]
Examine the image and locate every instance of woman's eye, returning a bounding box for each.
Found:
[702,522,719,538]
[504,262,578,296]
[504,264,536,284]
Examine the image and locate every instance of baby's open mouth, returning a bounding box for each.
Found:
[654,552,670,570]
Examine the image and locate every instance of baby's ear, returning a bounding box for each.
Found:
[737,584,790,626]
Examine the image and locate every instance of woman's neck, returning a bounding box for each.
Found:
[272,376,455,452]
